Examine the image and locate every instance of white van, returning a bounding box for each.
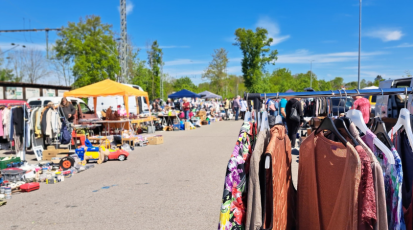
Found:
[87,84,149,117]
[27,96,96,123]
[375,78,412,118]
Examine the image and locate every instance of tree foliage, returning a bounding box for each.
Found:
[54,15,120,88]
[0,49,14,82]
[147,40,163,100]
[234,27,278,93]
[202,48,228,95]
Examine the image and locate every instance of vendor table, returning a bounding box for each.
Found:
[157,114,180,126]
[91,120,132,136]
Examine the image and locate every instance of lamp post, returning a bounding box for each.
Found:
[0,43,26,55]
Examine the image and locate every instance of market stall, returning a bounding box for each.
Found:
[64,79,149,117]
[199,90,222,99]
[168,89,201,99]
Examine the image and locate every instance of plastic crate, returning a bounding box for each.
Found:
[0,157,21,170]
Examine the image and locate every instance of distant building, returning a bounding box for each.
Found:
[0,81,71,100]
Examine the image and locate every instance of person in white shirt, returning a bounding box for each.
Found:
[240,98,248,119]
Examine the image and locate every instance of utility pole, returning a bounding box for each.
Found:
[0,28,62,59]
[358,0,362,89]
[120,0,128,83]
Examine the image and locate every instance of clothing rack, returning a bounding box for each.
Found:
[8,102,28,161]
[244,87,413,100]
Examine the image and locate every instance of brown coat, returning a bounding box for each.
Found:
[263,125,295,230]
[297,132,361,230]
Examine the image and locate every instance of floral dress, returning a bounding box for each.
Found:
[219,122,252,230]
[362,130,406,230]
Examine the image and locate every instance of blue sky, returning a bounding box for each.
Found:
[0,0,412,85]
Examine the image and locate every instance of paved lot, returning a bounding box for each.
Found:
[0,120,300,230]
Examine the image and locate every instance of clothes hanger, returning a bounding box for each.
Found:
[335,89,359,146]
[389,87,413,149]
[346,89,395,164]
[315,91,348,146]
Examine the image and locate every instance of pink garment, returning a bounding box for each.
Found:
[0,110,3,137]
[352,97,370,124]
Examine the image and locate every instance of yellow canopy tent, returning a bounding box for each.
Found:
[63,79,150,117]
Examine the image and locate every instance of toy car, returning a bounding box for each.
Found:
[107,149,129,161]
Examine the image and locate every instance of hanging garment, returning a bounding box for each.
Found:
[349,123,388,230]
[9,108,14,141]
[245,129,271,230]
[13,125,23,152]
[393,130,413,230]
[218,122,253,230]
[362,130,406,230]
[261,124,295,230]
[297,132,361,230]
[354,145,377,230]
[41,107,50,135]
[0,110,3,137]
[12,107,24,136]
[35,109,42,137]
[2,107,10,139]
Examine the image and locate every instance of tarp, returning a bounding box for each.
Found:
[168,89,201,99]
[199,91,222,99]
[64,79,149,117]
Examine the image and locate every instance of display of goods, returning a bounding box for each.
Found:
[1,169,25,182]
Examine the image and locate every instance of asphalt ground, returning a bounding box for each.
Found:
[0,120,301,230]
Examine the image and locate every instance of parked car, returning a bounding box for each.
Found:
[375,78,411,118]
[27,97,96,124]
[331,97,354,115]
[88,83,149,118]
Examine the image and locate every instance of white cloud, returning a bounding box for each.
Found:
[275,49,384,64]
[164,59,206,66]
[256,17,290,46]
[387,43,413,48]
[365,28,404,42]
[118,0,134,15]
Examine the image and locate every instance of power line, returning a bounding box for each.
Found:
[0,28,62,58]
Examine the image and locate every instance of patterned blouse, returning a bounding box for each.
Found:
[219,122,253,230]
[362,130,406,230]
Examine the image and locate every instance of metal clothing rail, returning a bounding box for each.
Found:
[244,87,413,100]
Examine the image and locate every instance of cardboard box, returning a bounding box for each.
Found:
[184,122,191,131]
[147,136,163,145]
[42,146,69,161]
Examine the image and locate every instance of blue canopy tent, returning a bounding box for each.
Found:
[168,89,201,99]
[199,90,222,99]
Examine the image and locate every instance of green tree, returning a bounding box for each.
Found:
[54,15,120,88]
[330,77,344,90]
[360,79,367,89]
[0,50,14,81]
[234,27,278,93]
[173,76,197,92]
[202,48,228,95]
[147,40,163,100]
